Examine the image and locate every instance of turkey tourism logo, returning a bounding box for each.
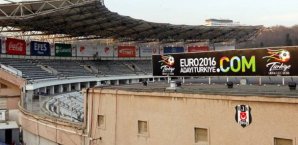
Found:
[262,49,291,75]
[159,55,175,75]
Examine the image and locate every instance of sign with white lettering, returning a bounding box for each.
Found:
[30,41,50,56]
[118,46,136,58]
[152,47,297,76]
[6,38,26,55]
[55,43,72,57]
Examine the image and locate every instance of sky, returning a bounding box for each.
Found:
[2,0,298,27]
[104,0,298,27]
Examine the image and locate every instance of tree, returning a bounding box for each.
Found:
[260,42,264,47]
[285,33,293,46]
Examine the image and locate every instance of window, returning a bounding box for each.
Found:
[194,128,208,145]
[0,84,7,88]
[274,138,293,145]
[97,115,105,128]
[138,120,148,135]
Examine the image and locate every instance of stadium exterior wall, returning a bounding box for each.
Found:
[0,69,25,123]
[19,106,86,145]
[84,88,298,145]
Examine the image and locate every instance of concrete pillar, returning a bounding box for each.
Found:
[282,77,285,86]
[227,77,229,82]
[209,77,211,85]
[50,86,55,95]
[67,84,71,92]
[259,77,262,86]
[75,83,81,91]
[130,79,137,84]
[41,87,47,94]
[25,90,34,111]
[86,82,90,88]
[58,85,63,93]
[96,81,101,86]
[107,80,111,85]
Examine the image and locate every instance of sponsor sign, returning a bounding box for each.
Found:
[55,43,72,57]
[163,47,184,54]
[188,46,209,52]
[118,46,136,58]
[214,45,235,51]
[99,45,114,57]
[153,47,298,76]
[75,44,98,57]
[30,41,50,56]
[6,38,26,55]
[235,105,252,128]
[140,46,153,57]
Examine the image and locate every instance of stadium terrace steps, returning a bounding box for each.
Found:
[44,92,84,122]
[0,58,153,81]
[0,58,57,80]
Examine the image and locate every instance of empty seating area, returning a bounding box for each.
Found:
[128,60,152,74]
[0,58,56,80]
[0,58,153,81]
[39,60,94,77]
[83,60,135,76]
[44,92,84,122]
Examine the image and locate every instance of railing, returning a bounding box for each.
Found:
[0,64,22,76]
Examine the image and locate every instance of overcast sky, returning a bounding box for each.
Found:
[105,0,298,27]
[2,0,298,27]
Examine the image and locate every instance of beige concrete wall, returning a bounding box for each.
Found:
[86,88,298,145]
[0,69,24,110]
[19,108,86,145]
[0,70,26,89]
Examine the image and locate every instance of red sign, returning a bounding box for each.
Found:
[188,46,209,52]
[6,38,26,55]
[118,46,136,58]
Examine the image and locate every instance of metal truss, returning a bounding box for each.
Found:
[0,0,103,18]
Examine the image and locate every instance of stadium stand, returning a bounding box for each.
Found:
[0,58,57,80]
[0,58,153,81]
[44,92,84,122]
[39,59,95,77]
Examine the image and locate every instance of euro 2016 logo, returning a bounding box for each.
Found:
[159,55,175,75]
[262,49,291,75]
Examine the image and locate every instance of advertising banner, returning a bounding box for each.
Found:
[163,47,184,54]
[118,46,136,58]
[75,43,98,57]
[6,38,26,55]
[55,43,72,57]
[188,46,209,52]
[214,45,235,51]
[140,46,153,57]
[98,45,114,57]
[30,41,50,56]
[153,47,297,76]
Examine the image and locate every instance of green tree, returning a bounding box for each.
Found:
[285,33,293,46]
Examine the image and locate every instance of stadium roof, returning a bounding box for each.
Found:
[0,0,263,42]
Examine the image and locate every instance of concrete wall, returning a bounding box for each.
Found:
[23,129,58,145]
[19,109,86,145]
[0,70,24,111]
[85,88,298,145]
